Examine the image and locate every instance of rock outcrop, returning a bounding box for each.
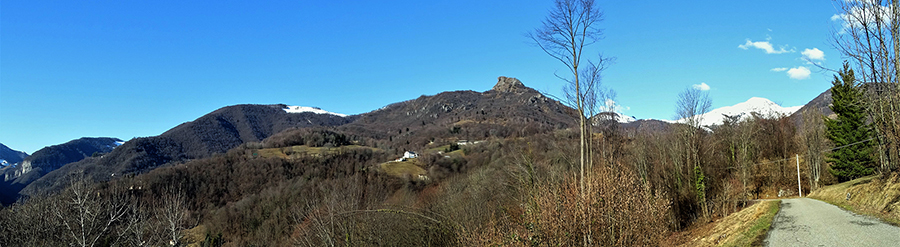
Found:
[491,76,529,93]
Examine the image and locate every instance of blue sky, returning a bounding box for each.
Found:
[1,1,845,154]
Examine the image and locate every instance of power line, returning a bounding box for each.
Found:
[827,137,876,152]
[706,136,879,170]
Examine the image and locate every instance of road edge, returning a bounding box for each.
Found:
[807,196,900,227]
[727,200,781,247]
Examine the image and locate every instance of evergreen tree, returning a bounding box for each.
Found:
[825,63,875,182]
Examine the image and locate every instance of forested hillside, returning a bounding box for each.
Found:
[7,0,900,245]
[0,78,839,246]
[20,104,354,198]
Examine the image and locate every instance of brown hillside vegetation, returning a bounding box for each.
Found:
[21,104,354,198]
[0,77,851,246]
[0,126,673,246]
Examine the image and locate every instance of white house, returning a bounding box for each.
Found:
[403,151,418,159]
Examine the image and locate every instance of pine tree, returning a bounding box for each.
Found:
[825,63,875,182]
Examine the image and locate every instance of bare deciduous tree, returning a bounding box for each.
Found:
[118,200,161,247]
[675,87,712,219]
[53,176,129,247]
[156,186,187,246]
[798,108,828,190]
[0,193,64,246]
[530,0,610,195]
[720,114,756,201]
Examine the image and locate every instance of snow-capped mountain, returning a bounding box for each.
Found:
[283,106,348,117]
[670,97,802,126]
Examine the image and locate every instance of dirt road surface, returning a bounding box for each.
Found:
[764,198,900,247]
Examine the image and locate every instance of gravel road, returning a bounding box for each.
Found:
[764,198,900,247]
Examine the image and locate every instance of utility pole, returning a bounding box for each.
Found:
[797,154,802,197]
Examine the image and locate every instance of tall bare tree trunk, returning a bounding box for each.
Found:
[530,1,610,245]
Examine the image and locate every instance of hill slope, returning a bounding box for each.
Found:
[1,137,121,205]
[21,104,353,197]
[339,76,576,150]
[24,77,576,196]
[789,89,834,124]
[808,174,900,225]
[0,143,28,167]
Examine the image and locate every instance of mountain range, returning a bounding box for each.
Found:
[0,143,28,168]
[0,137,121,205]
[668,97,805,126]
[3,76,833,203]
[19,77,577,197]
[19,104,355,198]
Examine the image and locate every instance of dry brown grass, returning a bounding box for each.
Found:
[808,173,900,225]
[672,200,780,247]
[380,159,428,179]
[182,224,207,247]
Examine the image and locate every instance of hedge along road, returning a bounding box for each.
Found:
[764,198,900,246]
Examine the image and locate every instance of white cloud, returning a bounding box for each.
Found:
[787,66,811,80]
[771,67,788,72]
[738,39,793,54]
[831,14,843,22]
[801,48,825,61]
[692,82,711,91]
[602,98,630,113]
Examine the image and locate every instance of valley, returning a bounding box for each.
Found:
[4,1,900,246]
[0,77,838,246]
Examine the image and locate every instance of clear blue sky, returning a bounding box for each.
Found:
[1,1,845,154]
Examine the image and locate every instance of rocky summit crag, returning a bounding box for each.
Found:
[491,76,534,93]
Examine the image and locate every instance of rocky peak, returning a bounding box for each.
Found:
[491,76,529,93]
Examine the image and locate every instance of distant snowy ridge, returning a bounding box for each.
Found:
[106,140,126,149]
[615,112,636,123]
[283,106,348,117]
[668,97,802,126]
[591,112,636,124]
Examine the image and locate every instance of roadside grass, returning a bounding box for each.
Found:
[675,200,780,247]
[808,174,900,226]
[730,200,781,247]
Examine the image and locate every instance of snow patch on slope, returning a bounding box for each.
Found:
[592,112,636,124]
[612,112,636,123]
[283,106,348,117]
[670,97,802,126]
